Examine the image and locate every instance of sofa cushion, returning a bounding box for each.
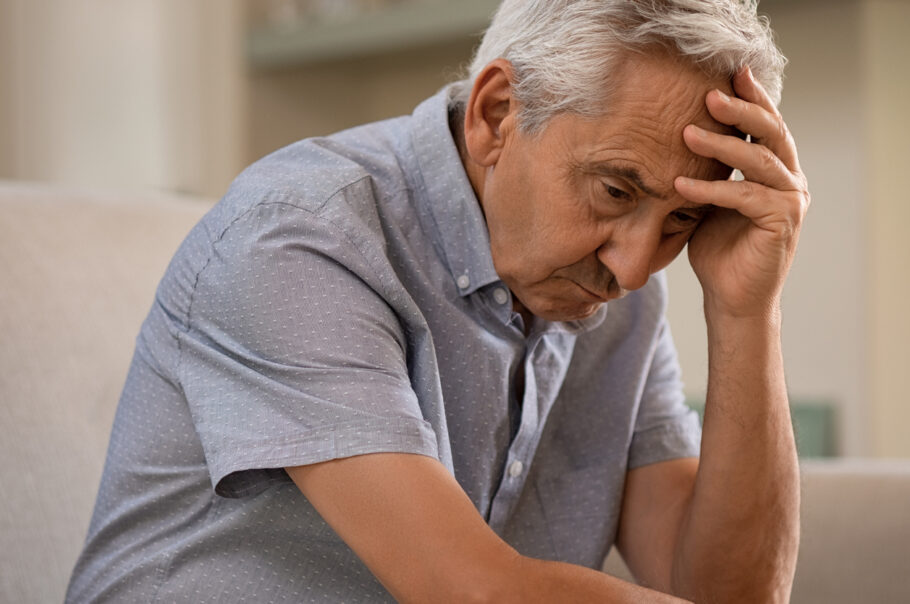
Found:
[793,459,910,603]
[0,181,211,603]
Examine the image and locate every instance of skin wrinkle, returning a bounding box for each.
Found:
[465,53,739,324]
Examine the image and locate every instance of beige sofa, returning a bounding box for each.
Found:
[2,180,908,603]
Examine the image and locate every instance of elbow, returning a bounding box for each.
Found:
[452,550,527,604]
[395,548,527,604]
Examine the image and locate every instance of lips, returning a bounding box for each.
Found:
[574,281,612,302]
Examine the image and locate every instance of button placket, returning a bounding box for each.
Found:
[487,335,543,530]
[488,330,580,532]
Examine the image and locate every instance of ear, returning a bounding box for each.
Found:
[464,59,519,167]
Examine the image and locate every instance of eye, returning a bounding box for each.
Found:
[668,209,704,230]
[604,183,632,201]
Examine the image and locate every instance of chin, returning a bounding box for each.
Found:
[533,300,602,322]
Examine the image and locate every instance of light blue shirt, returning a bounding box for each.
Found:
[67,86,701,603]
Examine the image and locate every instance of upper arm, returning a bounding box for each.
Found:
[616,457,698,592]
[627,317,701,470]
[286,453,520,604]
[177,202,438,497]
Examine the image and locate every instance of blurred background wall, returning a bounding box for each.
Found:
[1,0,907,458]
[0,0,246,195]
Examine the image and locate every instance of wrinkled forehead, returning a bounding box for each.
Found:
[613,49,737,127]
[556,55,741,191]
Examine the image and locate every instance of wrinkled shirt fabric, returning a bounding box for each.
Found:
[66,86,701,603]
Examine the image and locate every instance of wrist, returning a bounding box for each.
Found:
[704,304,783,357]
[703,296,782,332]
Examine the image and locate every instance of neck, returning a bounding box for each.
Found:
[449,102,533,333]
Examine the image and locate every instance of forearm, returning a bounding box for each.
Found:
[672,305,799,602]
[291,453,693,604]
[514,556,691,604]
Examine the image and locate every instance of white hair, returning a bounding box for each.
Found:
[451,0,786,133]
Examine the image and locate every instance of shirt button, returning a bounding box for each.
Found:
[456,274,471,290]
[493,287,509,305]
[508,460,524,478]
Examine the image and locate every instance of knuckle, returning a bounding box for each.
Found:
[800,189,812,213]
[780,220,798,242]
[791,175,811,209]
[775,115,790,143]
[737,179,757,202]
[786,190,809,223]
[782,202,803,233]
[786,129,797,152]
[757,145,778,170]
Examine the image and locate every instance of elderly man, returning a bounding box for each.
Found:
[68,1,807,602]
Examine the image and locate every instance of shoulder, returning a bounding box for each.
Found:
[189,116,418,266]
[225,115,413,221]
[158,118,421,323]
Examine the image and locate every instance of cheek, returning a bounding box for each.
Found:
[540,179,611,251]
[500,185,587,259]
[652,234,690,272]
[489,160,613,282]
[528,208,611,275]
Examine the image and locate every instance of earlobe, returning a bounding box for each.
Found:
[463,59,518,168]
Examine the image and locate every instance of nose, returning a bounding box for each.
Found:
[596,224,662,292]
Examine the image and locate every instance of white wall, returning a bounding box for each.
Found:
[0,0,246,197]
[864,0,910,456]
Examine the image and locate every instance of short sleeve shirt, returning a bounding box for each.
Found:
[66,86,701,603]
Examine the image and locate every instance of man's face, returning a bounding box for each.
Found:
[478,54,737,322]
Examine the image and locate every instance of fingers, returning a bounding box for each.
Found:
[732,65,777,115]
[674,176,809,226]
[702,67,801,173]
[682,124,796,191]
[677,65,810,233]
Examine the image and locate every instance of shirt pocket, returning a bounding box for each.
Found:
[534,464,621,568]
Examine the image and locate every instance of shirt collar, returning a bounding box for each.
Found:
[408,86,500,297]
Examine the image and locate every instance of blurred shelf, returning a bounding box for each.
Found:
[247,0,500,69]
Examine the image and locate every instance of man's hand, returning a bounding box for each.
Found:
[675,66,810,320]
[636,66,805,603]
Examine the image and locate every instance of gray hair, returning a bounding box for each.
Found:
[451,0,786,133]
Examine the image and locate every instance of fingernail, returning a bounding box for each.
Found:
[716,89,730,102]
[689,124,707,138]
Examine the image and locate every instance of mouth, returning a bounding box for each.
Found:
[573,281,613,303]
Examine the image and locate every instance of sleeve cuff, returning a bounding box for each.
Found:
[627,410,702,470]
[212,416,440,498]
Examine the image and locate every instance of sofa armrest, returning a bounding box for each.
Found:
[602,459,910,603]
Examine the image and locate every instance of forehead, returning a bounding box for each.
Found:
[609,51,734,130]
[549,52,737,191]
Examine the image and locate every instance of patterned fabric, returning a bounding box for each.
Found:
[66,86,701,603]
